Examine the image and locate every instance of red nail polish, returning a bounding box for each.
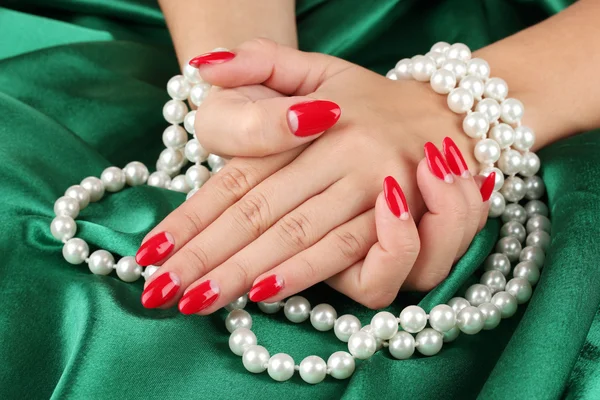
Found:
[424,142,454,183]
[249,275,285,302]
[189,51,235,67]
[135,232,175,267]
[442,137,470,178]
[480,172,496,202]
[383,176,409,220]
[141,272,180,309]
[287,100,341,137]
[178,280,220,315]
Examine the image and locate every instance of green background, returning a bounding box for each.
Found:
[1,0,598,399]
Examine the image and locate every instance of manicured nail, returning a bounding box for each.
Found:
[383,176,409,220]
[480,172,496,202]
[287,100,341,137]
[424,142,454,183]
[249,275,285,302]
[135,232,175,267]
[141,272,181,309]
[442,137,470,178]
[189,51,235,67]
[178,280,220,315]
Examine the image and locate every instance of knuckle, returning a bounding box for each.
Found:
[215,166,254,200]
[276,212,313,249]
[238,103,265,147]
[235,192,271,236]
[179,243,210,277]
[180,207,205,236]
[299,257,320,281]
[333,231,368,261]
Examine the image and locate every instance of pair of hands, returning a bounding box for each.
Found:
[138,39,492,313]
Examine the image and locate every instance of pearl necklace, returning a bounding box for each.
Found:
[50,43,551,384]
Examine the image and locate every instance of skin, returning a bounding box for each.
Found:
[150,0,600,311]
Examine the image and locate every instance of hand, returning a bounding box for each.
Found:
[137,39,494,312]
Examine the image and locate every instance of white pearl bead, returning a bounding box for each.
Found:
[488,191,506,217]
[54,196,80,218]
[299,356,327,384]
[334,314,361,342]
[62,238,89,264]
[225,309,253,333]
[65,185,90,209]
[225,295,248,311]
[184,139,210,163]
[242,345,269,374]
[100,166,126,192]
[505,277,533,304]
[484,77,509,102]
[327,351,355,379]
[466,58,490,80]
[464,284,492,306]
[415,328,443,356]
[183,61,203,84]
[159,148,184,169]
[258,301,283,314]
[474,138,501,164]
[459,75,484,99]
[500,98,524,124]
[87,249,115,275]
[491,291,518,318]
[513,126,536,151]
[115,256,142,282]
[497,149,523,176]
[347,331,377,359]
[489,123,515,149]
[284,296,311,323]
[456,306,484,335]
[501,176,527,203]
[447,88,474,114]
[513,261,540,285]
[147,171,171,189]
[411,55,436,81]
[394,59,412,79]
[399,305,427,333]
[462,111,489,139]
[446,43,471,62]
[185,165,211,188]
[310,304,337,332]
[184,110,196,134]
[430,69,456,94]
[477,302,502,330]
[51,215,77,241]
[186,188,199,200]
[162,99,188,124]
[80,177,104,202]
[162,125,188,149]
[370,311,398,340]
[447,297,470,314]
[430,41,451,54]
[229,327,257,356]
[170,175,190,193]
[520,151,540,177]
[386,69,398,80]
[123,161,149,186]
[441,59,467,81]
[267,353,295,382]
[425,51,446,68]
[475,98,501,123]
[142,265,160,280]
[480,270,507,294]
[428,304,456,332]
[166,75,192,100]
[156,160,180,177]
[207,154,227,170]
[360,325,383,351]
[479,166,504,191]
[190,84,209,107]
[388,331,416,359]
[443,326,460,342]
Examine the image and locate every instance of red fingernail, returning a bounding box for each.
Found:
[442,137,470,178]
[424,142,454,183]
[249,275,285,302]
[287,100,341,137]
[141,272,180,309]
[383,176,409,220]
[135,232,175,266]
[480,172,496,202]
[189,51,235,67]
[178,280,220,315]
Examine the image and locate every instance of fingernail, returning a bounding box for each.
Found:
[135,232,175,267]
[287,100,341,137]
[189,51,235,67]
[249,275,285,302]
[424,142,454,183]
[442,137,470,178]
[480,172,496,202]
[178,280,220,315]
[141,272,180,309]
[383,176,409,220]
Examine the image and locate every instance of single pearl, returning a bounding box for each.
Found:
[513,261,541,285]
[505,277,533,304]
[500,176,526,203]
[267,353,295,382]
[466,58,490,80]
[184,139,210,163]
[502,203,528,224]
[225,295,248,311]
[185,165,211,189]
[334,314,361,342]
[474,138,501,164]
[156,160,180,178]
[183,61,203,84]
[54,196,80,218]
[430,69,456,94]
[360,325,383,351]
[399,305,427,333]
[283,296,311,323]
[520,152,541,177]
[415,328,443,356]
[394,59,412,79]
[258,301,283,314]
[483,253,511,276]
[491,291,518,318]
[479,166,504,192]
[428,304,456,332]
[370,311,398,340]
[496,236,522,262]
[142,265,160,280]
[411,55,436,81]
[447,297,470,314]
[207,154,227,170]
[229,327,257,356]
[456,306,484,335]
[519,245,545,268]
[65,185,90,209]
[446,43,471,62]
[347,331,377,359]
[524,175,545,200]
[299,356,327,384]
[123,161,149,186]
[242,345,269,374]
[459,75,484,99]
[388,331,416,360]
[513,126,536,151]
[524,200,549,218]
[430,41,451,54]
[80,177,104,202]
[87,249,115,275]
[162,99,188,124]
[159,148,185,169]
[225,309,253,333]
[162,125,188,149]
[464,284,492,307]
[167,75,192,100]
[62,238,89,264]
[447,87,474,113]
[489,123,515,149]
[500,98,524,124]
[425,51,446,68]
[51,215,77,241]
[441,59,467,81]
[500,220,527,243]
[526,215,551,234]
[386,69,398,80]
[497,149,523,176]
[462,112,489,138]
[100,167,126,192]
[147,171,171,189]
[327,351,355,379]
[480,270,507,294]
[483,77,508,101]
[488,191,506,217]
[526,230,551,252]
[184,110,196,134]
[310,304,337,332]
[477,302,502,330]
[190,84,209,106]
[115,256,142,282]
[475,98,501,123]
[443,326,460,343]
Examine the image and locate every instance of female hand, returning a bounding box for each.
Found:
[137,39,495,312]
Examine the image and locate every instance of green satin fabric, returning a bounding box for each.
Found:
[1,0,598,399]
